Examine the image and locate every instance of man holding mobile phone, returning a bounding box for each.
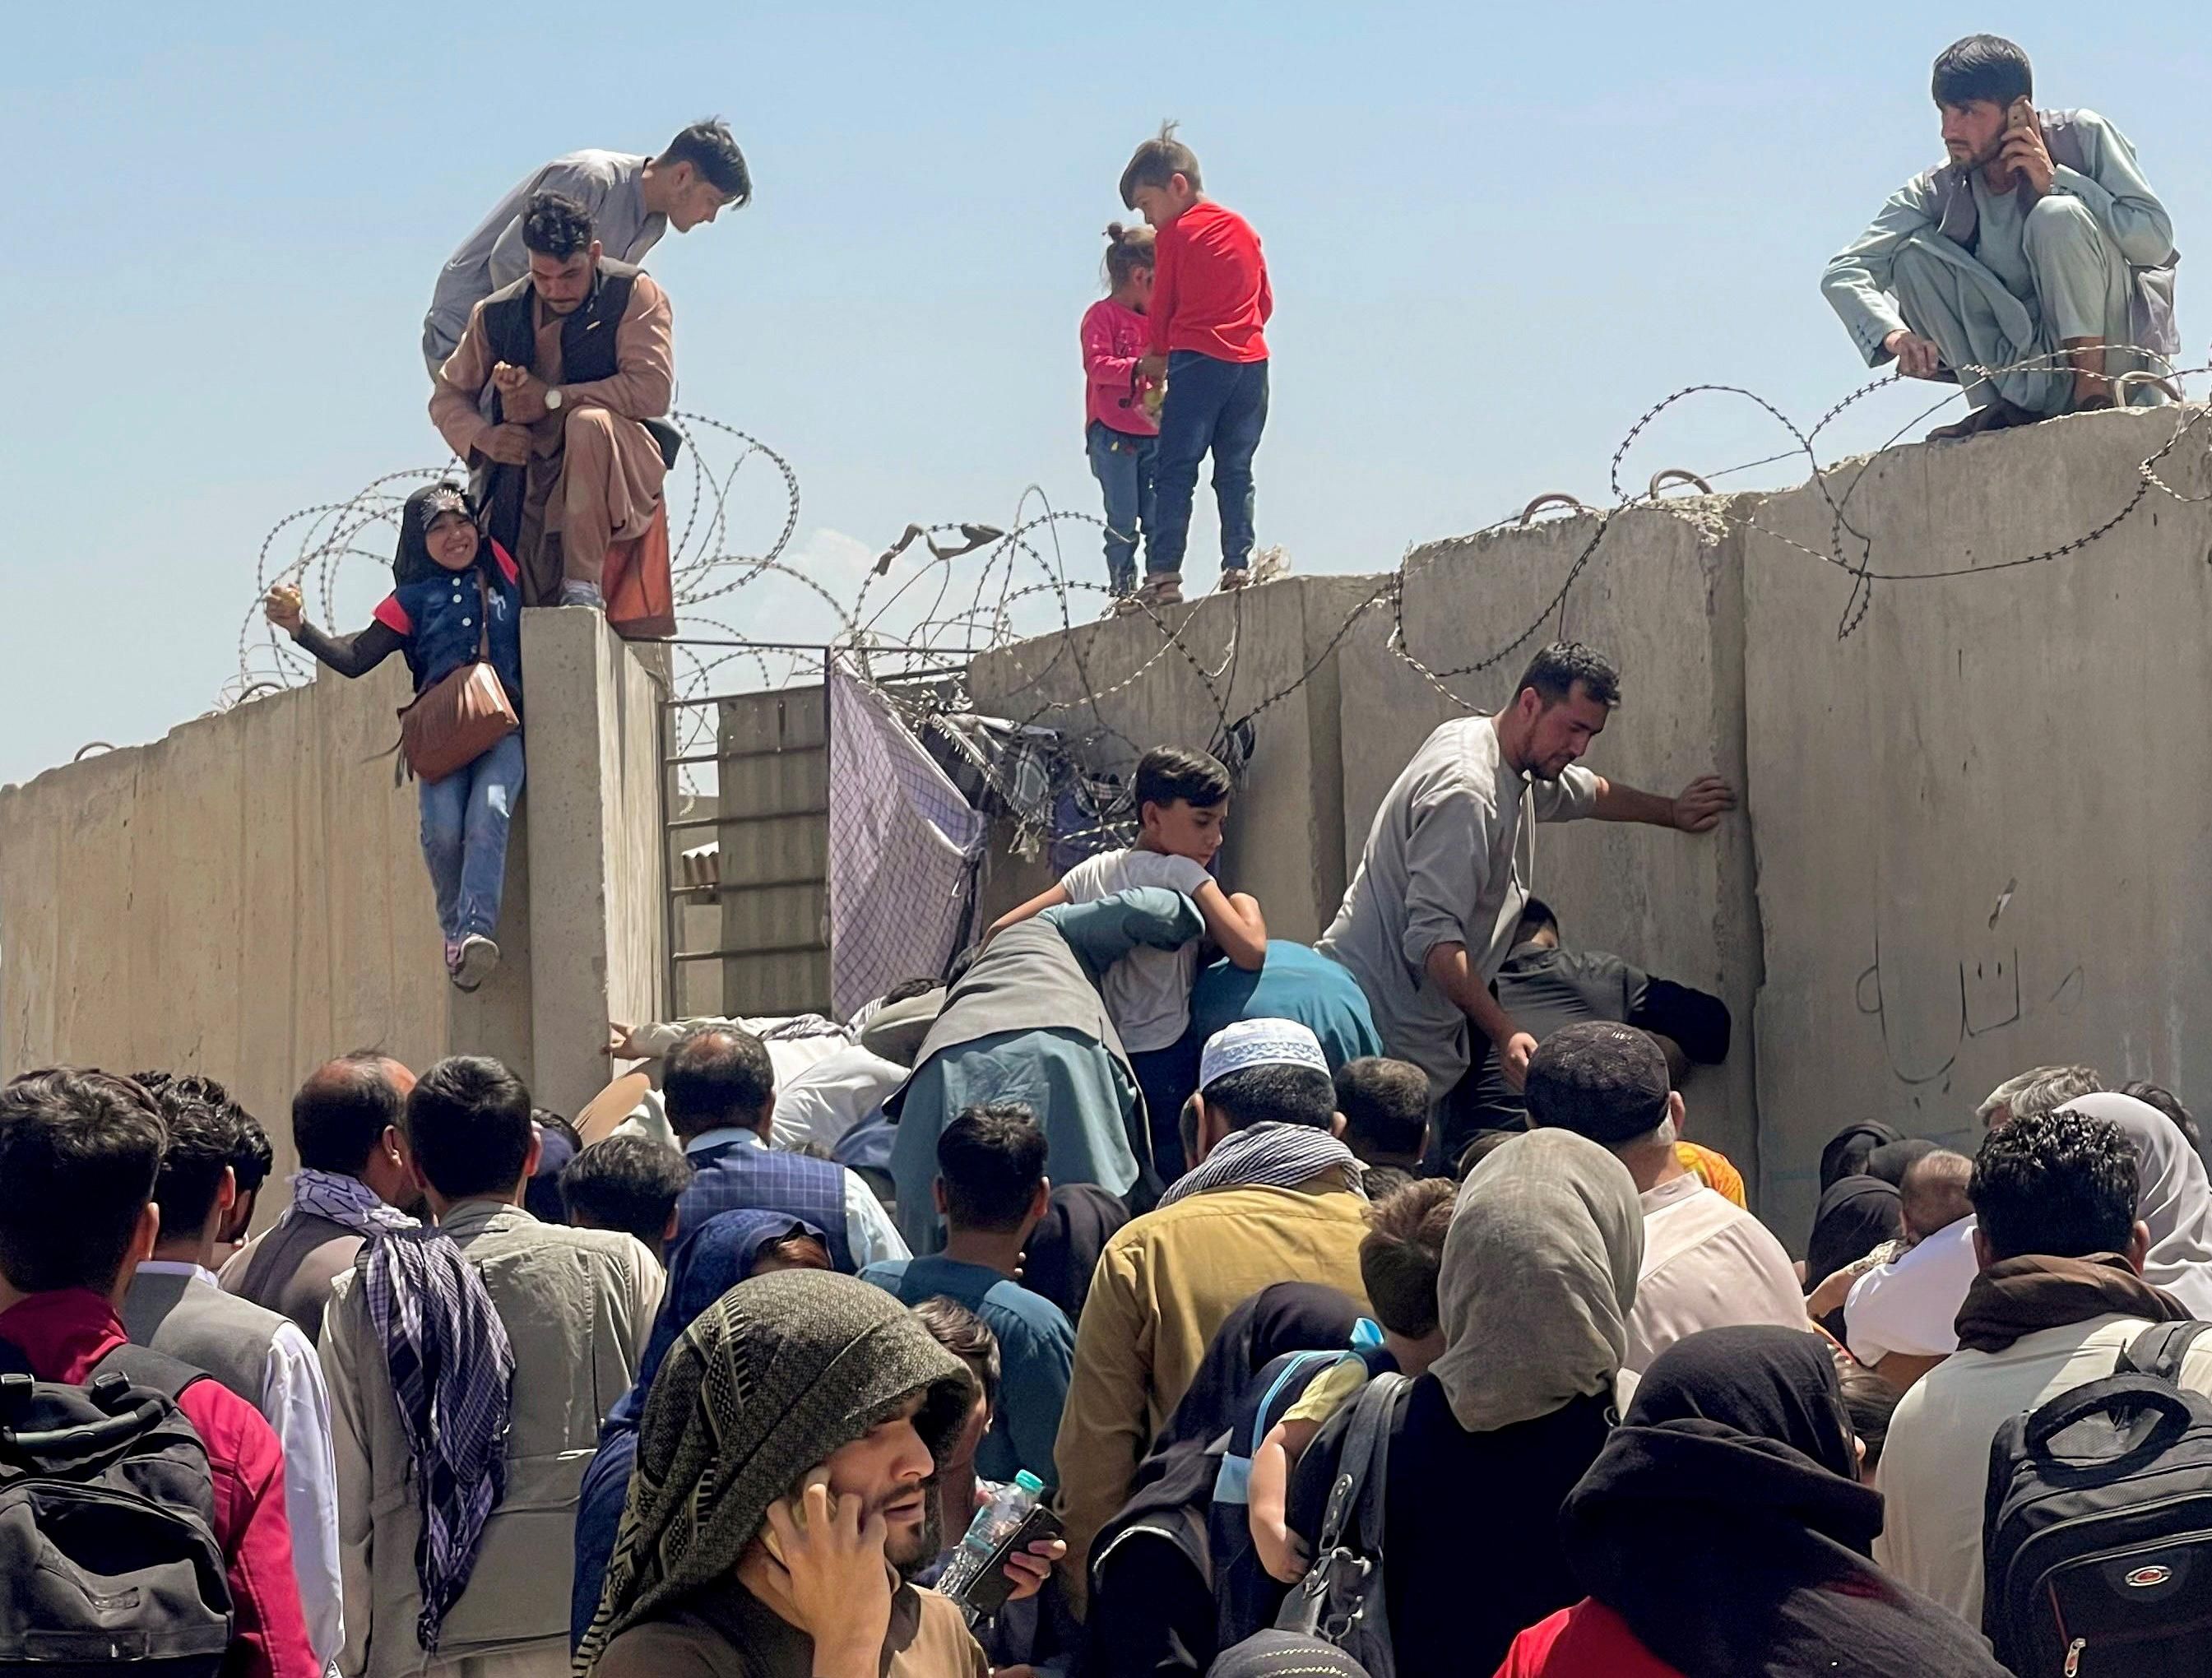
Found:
[576,1273,1057,1678]
[1823,35,2178,441]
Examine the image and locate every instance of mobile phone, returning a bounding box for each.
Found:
[2007,97,2033,130]
[951,1504,1064,1620]
[763,1467,834,1564]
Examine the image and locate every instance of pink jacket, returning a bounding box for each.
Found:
[1081,299,1158,436]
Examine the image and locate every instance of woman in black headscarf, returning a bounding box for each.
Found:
[1020,1184,1129,1325]
[266,482,527,991]
[1086,1284,1365,1678]
[1818,1120,1902,1191]
[1802,1175,1905,1338]
[1491,1324,2009,1678]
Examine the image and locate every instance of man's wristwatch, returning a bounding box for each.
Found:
[544,386,564,412]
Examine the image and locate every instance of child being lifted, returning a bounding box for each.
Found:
[990,746,1266,1180]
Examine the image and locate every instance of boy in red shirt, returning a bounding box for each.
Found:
[1120,122,1273,608]
[0,1068,318,1678]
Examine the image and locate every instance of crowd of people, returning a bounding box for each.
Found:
[19,609,2212,1675]
[13,1022,2212,1676]
[36,30,2196,1677]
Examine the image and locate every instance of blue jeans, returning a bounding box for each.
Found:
[1148,351,1269,578]
[418,731,525,943]
[1087,421,1159,595]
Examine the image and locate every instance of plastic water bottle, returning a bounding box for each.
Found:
[934,1470,1046,1602]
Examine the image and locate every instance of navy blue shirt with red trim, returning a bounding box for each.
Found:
[294,542,524,712]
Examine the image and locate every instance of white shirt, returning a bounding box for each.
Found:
[1059,848,1212,1052]
[682,1129,911,1268]
[137,1261,346,1664]
[1878,1313,2212,1623]
[769,1045,908,1152]
[1625,1174,1809,1373]
[1846,1216,1981,1365]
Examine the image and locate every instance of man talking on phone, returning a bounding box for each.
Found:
[1823,35,2178,441]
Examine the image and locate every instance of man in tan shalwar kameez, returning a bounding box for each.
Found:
[430,189,675,607]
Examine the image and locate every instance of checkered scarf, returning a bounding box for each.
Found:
[290,1167,418,1239]
[359,1227,516,1652]
[1158,1121,1367,1208]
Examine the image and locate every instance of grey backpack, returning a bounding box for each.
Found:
[1275,1373,1407,1678]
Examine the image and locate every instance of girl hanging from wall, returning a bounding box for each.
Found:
[265,481,525,992]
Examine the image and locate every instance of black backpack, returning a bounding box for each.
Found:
[0,1338,234,1677]
[1982,1320,2212,1676]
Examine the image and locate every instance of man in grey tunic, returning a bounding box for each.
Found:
[1317,642,1733,1120]
[1823,35,2177,441]
[421,119,750,374]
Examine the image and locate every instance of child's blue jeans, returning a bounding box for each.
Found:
[418,730,525,943]
[1148,351,1270,578]
[1087,420,1159,596]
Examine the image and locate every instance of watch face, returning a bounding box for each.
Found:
[545,387,563,409]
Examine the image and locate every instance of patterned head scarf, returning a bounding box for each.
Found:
[573,1271,973,1677]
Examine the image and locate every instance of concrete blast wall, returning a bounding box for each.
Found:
[0,610,665,1219]
[968,409,2212,1243]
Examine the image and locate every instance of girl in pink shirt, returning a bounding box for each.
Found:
[1080,223,1159,604]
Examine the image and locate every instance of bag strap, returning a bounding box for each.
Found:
[2118,1319,2212,1384]
[90,1342,210,1404]
[476,568,493,661]
[1278,1372,1407,1641]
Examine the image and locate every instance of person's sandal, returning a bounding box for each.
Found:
[1132,573,1185,610]
[1218,567,1253,591]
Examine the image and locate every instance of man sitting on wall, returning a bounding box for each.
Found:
[430,191,675,608]
[1822,34,2177,440]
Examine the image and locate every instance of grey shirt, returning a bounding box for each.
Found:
[1821,109,2173,364]
[1318,716,1598,1098]
[422,150,666,373]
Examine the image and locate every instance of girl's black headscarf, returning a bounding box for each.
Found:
[1559,1324,2010,1678]
[392,481,480,587]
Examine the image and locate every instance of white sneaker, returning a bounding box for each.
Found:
[559,582,606,609]
[452,934,500,992]
[1218,567,1253,591]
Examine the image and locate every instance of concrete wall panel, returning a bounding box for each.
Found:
[1333,509,1761,1174]
[1744,407,2212,1245]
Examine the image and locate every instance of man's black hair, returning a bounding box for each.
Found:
[1970,1106,2139,1263]
[0,1068,165,1294]
[1333,1059,1430,1160]
[1134,744,1232,815]
[662,1027,776,1141]
[560,1135,693,1251]
[294,1051,408,1175]
[911,1295,1001,1411]
[133,1071,256,1243]
[2123,1081,2203,1152]
[661,118,752,203]
[405,1056,536,1200]
[522,191,595,261]
[1513,642,1621,711]
[1931,34,2033,110]
[879,976,942,1007]
[937,1103,1049,1233]
[1119,120,1203,209]
[1516,896,1560,942]
[1202,1063,1337,1132]
[1523,1022,1671,1144]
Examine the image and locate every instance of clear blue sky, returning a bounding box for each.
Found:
[3,2,2204,786]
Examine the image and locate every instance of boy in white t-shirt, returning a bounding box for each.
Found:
[990,745,1268,1178]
